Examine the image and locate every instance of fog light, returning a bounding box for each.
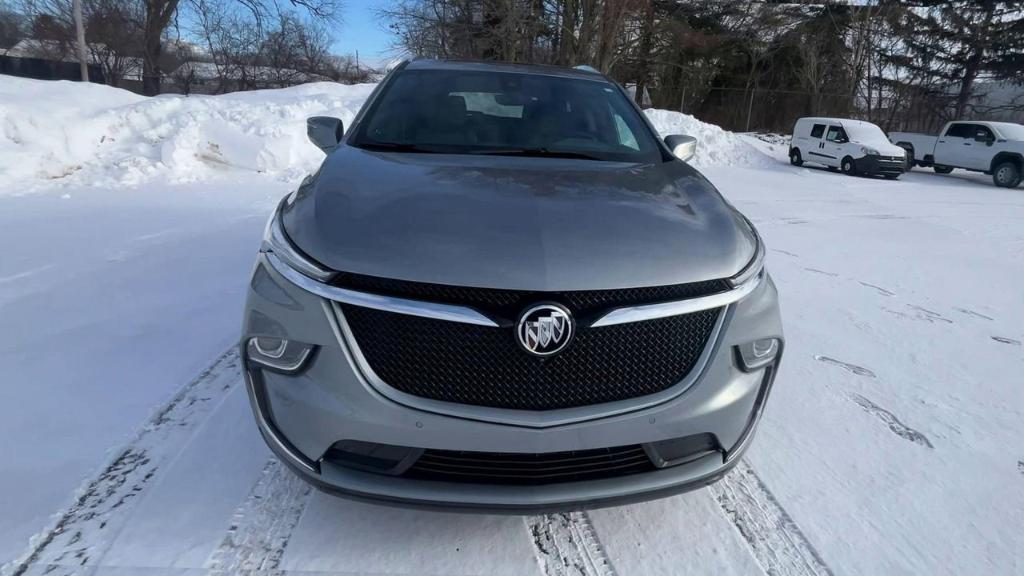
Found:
[736,338,780,372]
[323,440,422,475]
[246,337,316,374]
[647,433,721,468]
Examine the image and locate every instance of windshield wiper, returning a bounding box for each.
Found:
[470,148,604,161]
[356,141,443,154]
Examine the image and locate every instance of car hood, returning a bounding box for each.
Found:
[852,139,906,156]
[282,146,757,291]
[1000,139,1024,153]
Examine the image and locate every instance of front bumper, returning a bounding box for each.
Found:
[241,253,783,512]
[855,154,907,176]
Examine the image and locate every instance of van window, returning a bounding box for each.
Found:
[810,124,826,138]
[825,126,847,143]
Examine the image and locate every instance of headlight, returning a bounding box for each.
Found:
[860,146,879,155]
[261,195,335,282]
[729,218,765,288]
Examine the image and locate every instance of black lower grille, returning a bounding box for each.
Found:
[405,445,655,485]
[342,304,721,410]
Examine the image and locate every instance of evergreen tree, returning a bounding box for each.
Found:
[895,1,1024,118]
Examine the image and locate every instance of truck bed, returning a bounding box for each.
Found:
[888,132,937,162]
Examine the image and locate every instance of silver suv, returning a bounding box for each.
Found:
[241,60,783,512]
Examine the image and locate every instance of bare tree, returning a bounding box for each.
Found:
[134,0,337,95]
[188,0,334,92]
[0,1,26,48]
[86,0,144,85]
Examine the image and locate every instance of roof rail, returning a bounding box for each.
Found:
[573,65,600,74]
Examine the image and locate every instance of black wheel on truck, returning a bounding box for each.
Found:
[992,160,1021,188]
[789,148,803,166]
[841,156,858,176]
[934,165,954,174]
[896,143,915,169]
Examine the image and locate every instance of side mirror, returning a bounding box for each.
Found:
[664,134,697,162]
[307,116,344,153]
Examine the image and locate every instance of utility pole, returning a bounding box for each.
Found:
[72,0,89,82]
[745,87,755,132]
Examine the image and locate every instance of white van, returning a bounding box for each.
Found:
[789,117,907,179]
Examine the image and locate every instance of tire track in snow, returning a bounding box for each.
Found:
[848,394,933,449]
[526,512,617,576]
[814,355,876,378]
[3,349,242,576]
[858,281,895,297]
[203,458,312,573]
[955,307,993,321]
[709,460,834,576]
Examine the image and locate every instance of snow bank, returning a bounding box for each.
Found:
[0,76,375,192]
[644,109,772,167]
[0,75,769,193]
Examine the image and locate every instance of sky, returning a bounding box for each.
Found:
[329,0,397,66]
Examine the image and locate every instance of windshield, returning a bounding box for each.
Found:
[351,69,663,163]
[843,122,888,144]
[992,122,1024,140]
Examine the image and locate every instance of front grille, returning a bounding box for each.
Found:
[341,303,721,410]
[331,271,729,320]
[405,445,655,485]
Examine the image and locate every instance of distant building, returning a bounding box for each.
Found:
[2,38,142,84]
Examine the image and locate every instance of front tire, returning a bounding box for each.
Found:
[993,161,1021,188]
[934,165,954,174]
[789,149,803,166]
[896,144,915,169]
[841,156,858,176]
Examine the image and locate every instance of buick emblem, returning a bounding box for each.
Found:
[517,304,574,357]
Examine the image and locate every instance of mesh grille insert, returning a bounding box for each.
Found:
[340,303,721,411]
[405,445,655,485]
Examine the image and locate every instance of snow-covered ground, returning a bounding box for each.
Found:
[1,77,1021,575]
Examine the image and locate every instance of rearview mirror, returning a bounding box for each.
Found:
[307,116,344,153]
[664,134,697,162]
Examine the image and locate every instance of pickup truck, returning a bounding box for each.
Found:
[889,121,1024,188]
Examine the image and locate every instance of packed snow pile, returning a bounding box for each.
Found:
[0,76,375,192]
[0,75,770,193]
[644,108,773,167]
